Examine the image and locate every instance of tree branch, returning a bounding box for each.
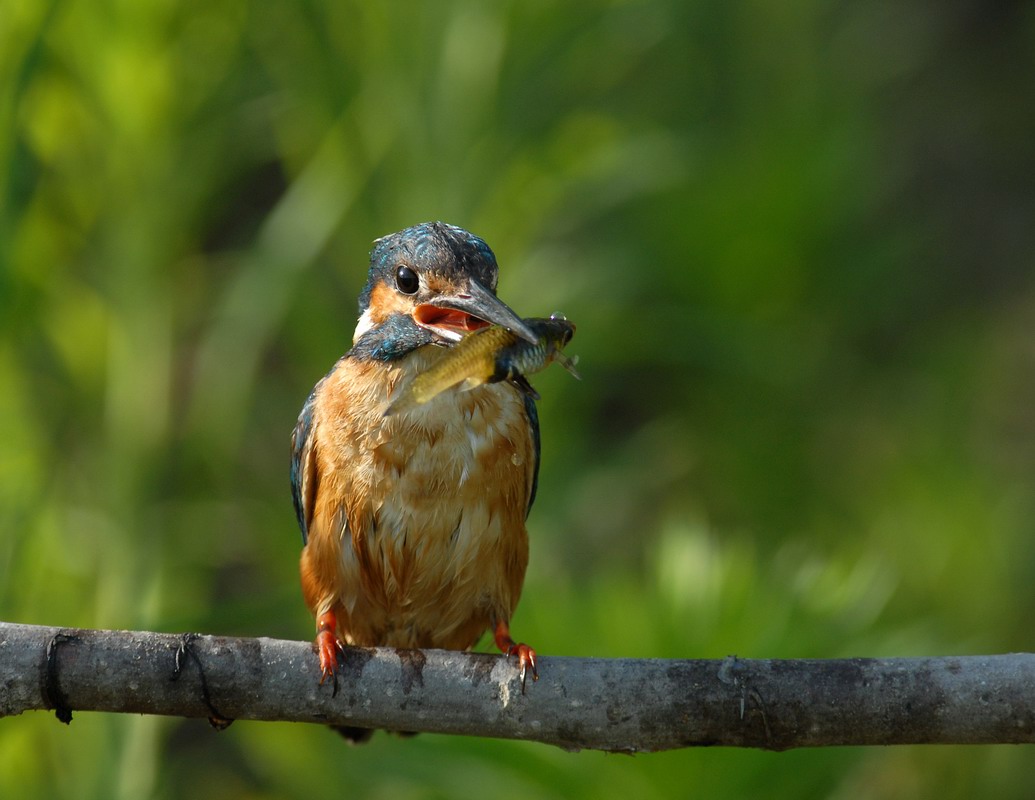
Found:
[2,621,1034,751]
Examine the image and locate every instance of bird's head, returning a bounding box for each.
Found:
[351,221,536,361]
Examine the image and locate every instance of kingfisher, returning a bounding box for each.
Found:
[290,222,542,736]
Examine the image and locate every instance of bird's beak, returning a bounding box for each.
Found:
[413,280,537,344]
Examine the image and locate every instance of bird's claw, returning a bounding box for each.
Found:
[507,642,538,693]
[494,619,539,693]
[315,610,346,688]
[315,629,346,684]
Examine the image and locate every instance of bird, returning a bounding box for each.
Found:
[290,221,542,740]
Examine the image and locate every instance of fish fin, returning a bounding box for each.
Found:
[458,376,489,393]
[384,377,421,416]
[383,396,408,416]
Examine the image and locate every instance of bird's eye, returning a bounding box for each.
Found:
[395,265,419,295]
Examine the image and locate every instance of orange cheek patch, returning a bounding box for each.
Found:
[367,282,415,323]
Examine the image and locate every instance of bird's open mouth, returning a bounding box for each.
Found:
[413,304,491,343]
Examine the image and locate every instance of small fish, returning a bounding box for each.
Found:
[386,315,579,415]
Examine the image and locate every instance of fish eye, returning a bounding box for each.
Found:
[395,265,419,295]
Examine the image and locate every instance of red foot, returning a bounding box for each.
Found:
[315,611,346,684]
[494,619,538,692]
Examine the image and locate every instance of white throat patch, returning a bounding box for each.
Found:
[352,308,376,343]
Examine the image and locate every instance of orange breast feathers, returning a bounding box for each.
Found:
[297,350,537,651]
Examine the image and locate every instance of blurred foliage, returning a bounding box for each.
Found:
[2,0,1034,797]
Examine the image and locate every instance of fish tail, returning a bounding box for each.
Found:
[557,352,581,379]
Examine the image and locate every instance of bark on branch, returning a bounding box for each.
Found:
[2,621,1034,752]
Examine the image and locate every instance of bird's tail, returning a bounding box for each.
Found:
[330,726,419,744]
[331,725,375,744]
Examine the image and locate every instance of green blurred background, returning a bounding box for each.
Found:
[2,1,1034,797]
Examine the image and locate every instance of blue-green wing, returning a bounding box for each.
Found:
[523,393,541,517]
[290,391,318,545]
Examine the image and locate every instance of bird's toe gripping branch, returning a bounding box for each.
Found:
[494,619,538,692]
[315,611,347,686]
